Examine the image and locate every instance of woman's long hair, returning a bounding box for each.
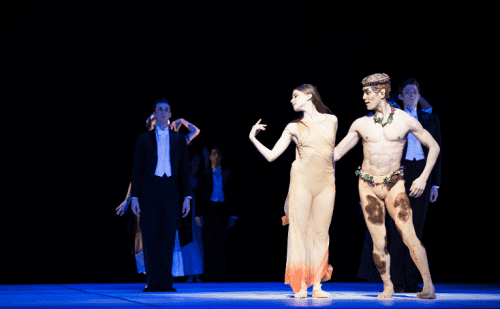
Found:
[145,114,155,130]
[291,84,333,126]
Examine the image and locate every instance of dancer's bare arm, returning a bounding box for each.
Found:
[171,118,201,144]
[184,119,201,144]
[249,119,293,162]
[406,114,440,197]
[331,115,339,165]
[116,182,131,216]
[334,120,361,162]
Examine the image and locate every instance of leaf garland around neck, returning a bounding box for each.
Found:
[370,104,396,127]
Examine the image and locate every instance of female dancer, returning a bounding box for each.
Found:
[249,84,337,298]
[116,114,202,281]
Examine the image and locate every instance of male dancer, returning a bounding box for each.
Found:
[130,99,192,292]
[334,73,439,299]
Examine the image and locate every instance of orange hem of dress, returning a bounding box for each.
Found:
[284,251,333,293]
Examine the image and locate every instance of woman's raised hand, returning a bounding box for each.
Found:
[170,118,183,132]
[249,119,267,139]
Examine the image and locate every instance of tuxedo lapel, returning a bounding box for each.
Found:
[206,170,214,199]
[146,130,157,156]
[417,109,425,128]
[169,129,177,175]
[417,109,431,128]
[416,108,429,156]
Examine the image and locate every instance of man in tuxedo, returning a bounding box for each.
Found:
[389,78,442,293]
[130,98,192,292]
[195,146,237,282]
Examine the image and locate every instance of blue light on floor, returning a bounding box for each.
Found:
[1,282,499,308]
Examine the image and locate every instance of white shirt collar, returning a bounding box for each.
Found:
[156,125,169,133]
[404,105,418,117]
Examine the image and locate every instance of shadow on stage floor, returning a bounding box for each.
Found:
[1,282,499,308]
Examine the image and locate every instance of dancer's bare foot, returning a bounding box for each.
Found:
[312,283,331,298]
[417,285,436,299]
[294,289,307,299]
[377,282,394,299]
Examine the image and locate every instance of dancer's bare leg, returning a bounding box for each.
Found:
[359,189,394,298]
[311,186,335,298]
[294,280,308,298]
[292,184,313,298]
[385,185,436,299]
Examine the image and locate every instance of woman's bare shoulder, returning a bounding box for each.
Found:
[284,122,299,135]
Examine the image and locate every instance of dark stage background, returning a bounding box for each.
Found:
[5,4,495,285]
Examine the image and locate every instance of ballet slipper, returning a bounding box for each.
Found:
[312,283,331,298]
[294,289,307,299]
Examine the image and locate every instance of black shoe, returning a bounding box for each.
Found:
[158,287,177,292]
[143,286,159,292]
[394,284,405,293]
[405,285,423,293]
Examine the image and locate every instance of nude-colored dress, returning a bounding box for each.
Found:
[282,117,336,293]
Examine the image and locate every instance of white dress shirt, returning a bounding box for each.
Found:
[154,125,172,177]
[210,167,237,220]
[131,126,192,200]
[404,106,425,161]
[211,167,225,202]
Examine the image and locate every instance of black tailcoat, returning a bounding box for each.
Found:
[130,128,192,289]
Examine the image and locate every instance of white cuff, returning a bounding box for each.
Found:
[431,186,439,189]
[230,216,238,220]
[131,197,139,200]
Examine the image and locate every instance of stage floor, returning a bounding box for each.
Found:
[1,282,499,308]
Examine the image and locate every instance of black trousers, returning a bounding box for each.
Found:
[140,175,180,289]
[389,159,432,286]
[202,201,229,282]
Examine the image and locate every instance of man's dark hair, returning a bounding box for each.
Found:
[152,98,170,113]
[398,78,420,96]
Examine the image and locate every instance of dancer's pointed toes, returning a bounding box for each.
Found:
[312,290,331,298]
[294,289,307,299]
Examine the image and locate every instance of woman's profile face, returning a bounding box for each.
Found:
[290,90,311,112]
